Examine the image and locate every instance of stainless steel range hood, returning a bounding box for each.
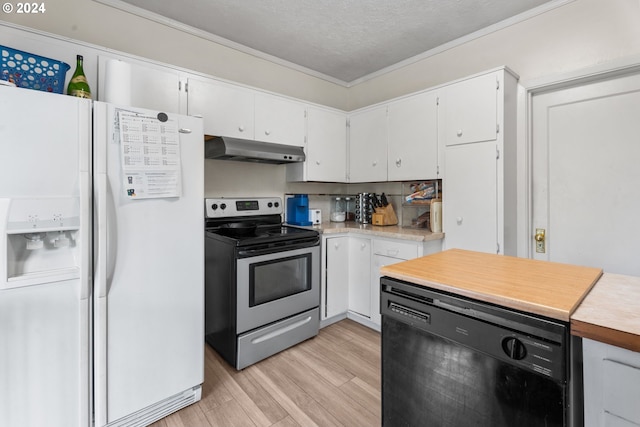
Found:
[204,136,305,164]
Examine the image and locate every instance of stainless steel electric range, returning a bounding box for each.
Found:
[204,197,320,370]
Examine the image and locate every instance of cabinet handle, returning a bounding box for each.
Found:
[361,243,367,249]
[316,160,321,165]
[238,125,245,132]
[395,158,402,167]
[387,249,399,256]
[265,130,271,136]
[456,216,463,225]
[457,130,463,137]
[334,243,340,249]
[372,160,378,167]
[178,128,192,134]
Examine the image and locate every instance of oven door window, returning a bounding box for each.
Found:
[249,253,312,306]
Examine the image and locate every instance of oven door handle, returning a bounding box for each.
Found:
[237,237,319,257]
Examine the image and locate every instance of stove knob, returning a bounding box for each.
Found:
[268,202,273,208]
[274,202,279,208]
[220,203,227,210]
[502,337,527,360]
[211,203,218,210]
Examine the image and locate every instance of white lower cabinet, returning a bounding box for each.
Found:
[323,236,349,320]
[322,233,442,330]
[583,338,640,427]
[348,237,372,318]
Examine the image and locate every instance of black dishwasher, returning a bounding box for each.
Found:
[381,276,583,427]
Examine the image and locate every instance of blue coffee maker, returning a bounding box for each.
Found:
[286,194,312,226]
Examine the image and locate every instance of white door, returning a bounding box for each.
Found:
[99,56,183,114]
[254,92,306,146]
[531,72,640,275]
[187,78,254,138]
[387,90,438,181]
[348,237,371,317]
[443,141,498,254]
[93,103,204,425]
[349,106,388,182]
[306,107,347,182]
[324,236,349,319]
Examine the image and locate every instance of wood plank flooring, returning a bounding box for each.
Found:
[150,320,381,427]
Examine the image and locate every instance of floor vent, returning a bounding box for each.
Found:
[107,386,202,427]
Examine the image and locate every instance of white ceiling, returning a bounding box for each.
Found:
[100,0,563,85]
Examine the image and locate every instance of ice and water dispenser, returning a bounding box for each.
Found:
[1,197,83,290]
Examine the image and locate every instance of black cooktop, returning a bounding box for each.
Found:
[206,222,319,247]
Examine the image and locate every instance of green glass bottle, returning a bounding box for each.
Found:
[67,55,91,99]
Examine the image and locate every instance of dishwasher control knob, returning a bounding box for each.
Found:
[502,337,527,360]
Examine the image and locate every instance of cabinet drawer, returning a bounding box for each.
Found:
[373,239,418,260]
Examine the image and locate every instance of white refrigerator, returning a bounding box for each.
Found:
[0,86,204,427]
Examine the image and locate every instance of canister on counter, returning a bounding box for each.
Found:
[330,197,346,222]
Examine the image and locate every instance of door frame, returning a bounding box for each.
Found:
[516,54,640,258]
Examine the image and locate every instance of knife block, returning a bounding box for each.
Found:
[372,204,398,226]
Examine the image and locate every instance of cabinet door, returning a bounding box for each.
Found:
[324,236,349,319]
[371,254,405,327]
[98,56,182,114]
[584,339,640,427]
[387,91,438,181]
[305,107,347,182]
[187,78,254,138]
[254,93,306,146]
[442,72,498,146]
[348,237,371,317]
[349,106,387,183]
[443,141,497,254]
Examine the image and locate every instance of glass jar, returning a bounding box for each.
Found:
[345,197,355,221]
[330,197,346,222]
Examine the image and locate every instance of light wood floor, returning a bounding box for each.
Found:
[151,319,381,427]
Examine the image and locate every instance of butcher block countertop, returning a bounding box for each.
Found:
[380,249,602,322]
[571,273,640,353]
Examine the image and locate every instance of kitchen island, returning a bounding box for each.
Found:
[379,249,603,426]
[380,248,602,321]
[380,249,640,426]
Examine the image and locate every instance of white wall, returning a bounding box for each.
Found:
[0,0,349,109]
[348,0,640,109]
[5,0,640,205]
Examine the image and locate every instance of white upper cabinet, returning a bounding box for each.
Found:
[387,90,439,181]
[440,68,519,255]
[187,78,254,138]
[441,71,499,146]
[287,106,347,182]
[254,93,306,147]
[443,141,498,254]
[348,105,388,183]
[98,55,185,114]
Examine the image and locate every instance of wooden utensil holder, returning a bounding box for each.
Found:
[372,204,398,226]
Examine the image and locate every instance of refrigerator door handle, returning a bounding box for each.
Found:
[95,174,117,298]
[80,171,91,300]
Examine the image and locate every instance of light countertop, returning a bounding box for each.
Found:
[311,221,444,242]
[571,273,640,352]
[380,249,602,322]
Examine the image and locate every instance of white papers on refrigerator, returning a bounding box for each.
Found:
[117,110,182,199]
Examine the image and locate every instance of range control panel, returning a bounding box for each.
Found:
[205,197,282,218]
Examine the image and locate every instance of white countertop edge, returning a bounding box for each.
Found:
[311,221,444,242]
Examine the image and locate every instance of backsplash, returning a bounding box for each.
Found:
[205,159,426,225]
